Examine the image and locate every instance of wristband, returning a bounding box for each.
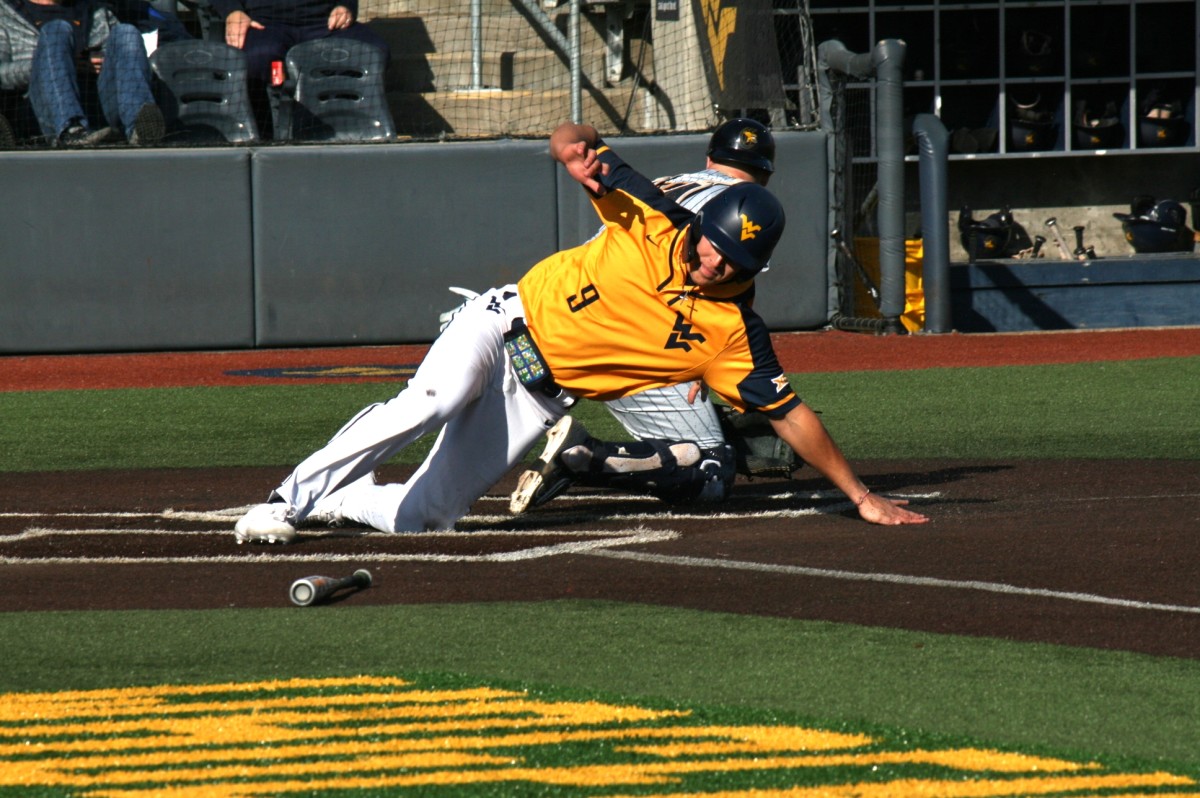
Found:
[853,488,871,506]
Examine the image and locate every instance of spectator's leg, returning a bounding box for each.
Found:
[241,24,296,138]
[97,23,160,140]
[28,20,87,139]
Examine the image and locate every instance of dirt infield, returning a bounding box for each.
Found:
[2,328,1199,660]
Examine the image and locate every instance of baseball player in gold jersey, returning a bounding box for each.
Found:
[233,122,928,542]
[507,118,798,513]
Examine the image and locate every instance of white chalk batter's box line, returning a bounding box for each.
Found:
[5,489,1200,615]
[0,488,911,546]
[0,489,935,531]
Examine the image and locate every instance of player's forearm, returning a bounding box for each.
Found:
[770,404,867,502]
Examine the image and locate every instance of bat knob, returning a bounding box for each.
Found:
[1045,217,1058,227]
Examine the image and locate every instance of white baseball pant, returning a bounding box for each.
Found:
[273,286,573,532]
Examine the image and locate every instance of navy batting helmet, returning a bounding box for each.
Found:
[1137,90,1191,148]
[690,183,786,277]
[1009,92,1057,151]
[1072,99,1124,149]
[1113,198,1194,254]
[707,118,775,175]
[958,206,1015,260]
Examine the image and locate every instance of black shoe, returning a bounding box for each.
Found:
[57,124,116,148]
[0,114,14,149]
[129,103,165,146]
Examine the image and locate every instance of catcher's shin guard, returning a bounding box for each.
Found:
[573,439,737,504]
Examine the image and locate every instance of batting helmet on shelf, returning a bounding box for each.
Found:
[1112,197,1195,253]
[707,118,775,175]
[1009,91,1057,151]
[1013,29,1054,75]
[689,182,786,278]
[1072,99,1124,149]
[958,206,1015,260]
[1137,90,1191,148]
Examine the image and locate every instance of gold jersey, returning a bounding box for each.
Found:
[518,144,799,418]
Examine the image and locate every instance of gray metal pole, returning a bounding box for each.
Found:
[817,38,874,79]
[570,0,582,122]
[470,0,483,89]
[871,39,906,333]
[912,113,952,333]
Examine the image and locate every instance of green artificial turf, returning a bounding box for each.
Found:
[3,356,1199,792]
[2,600,1200,774]
[0,357,1196,472]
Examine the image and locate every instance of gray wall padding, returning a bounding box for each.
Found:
[252,140,558,346]
[557,131,829,330]
[0,133,828,354]
[0,148,253,353]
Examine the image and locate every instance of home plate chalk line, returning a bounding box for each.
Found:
[5,489,1200,614]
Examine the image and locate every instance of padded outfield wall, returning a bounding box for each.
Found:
[0,132,829,354]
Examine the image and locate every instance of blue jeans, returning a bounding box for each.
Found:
[29,20,156,140]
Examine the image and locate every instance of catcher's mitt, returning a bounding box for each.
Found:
[717,405,804,478]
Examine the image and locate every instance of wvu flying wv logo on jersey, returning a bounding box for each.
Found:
[665,312,706,352]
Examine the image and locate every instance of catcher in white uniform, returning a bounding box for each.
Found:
[233,121,928,543]
[506,118,798,514]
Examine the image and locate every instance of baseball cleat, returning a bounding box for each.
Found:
[509,415,590,514]
[306,493,349,529]
[234,502,297,544]
[305,472,374,528]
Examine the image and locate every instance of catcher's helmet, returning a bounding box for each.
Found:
[1113,198,1194,254]
[690,182,785,277]
[707,118,775,175]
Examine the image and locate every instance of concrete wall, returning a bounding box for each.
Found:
[1,149,254,353]
[0,131,830,354]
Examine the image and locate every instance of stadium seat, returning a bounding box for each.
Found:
[150,40,260,143]
[278,38,395,142]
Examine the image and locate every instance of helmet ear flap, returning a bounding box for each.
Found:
[684,218,702,264]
